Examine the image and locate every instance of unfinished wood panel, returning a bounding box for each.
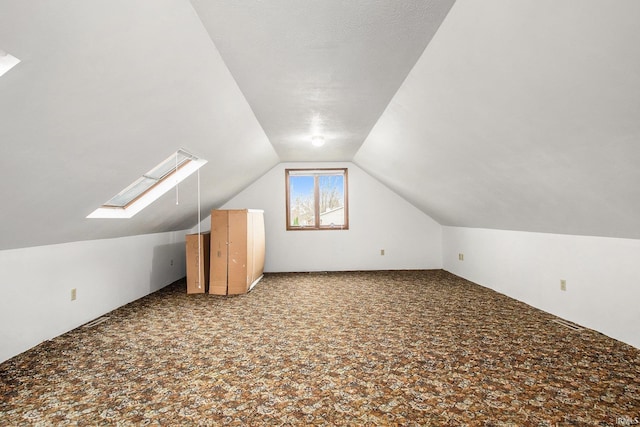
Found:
[209,209,265,295]
[227,210,249,295]
[185,232,210,294]
[246,211,255,291]
[251,210,265,286]
[209,210,229,295]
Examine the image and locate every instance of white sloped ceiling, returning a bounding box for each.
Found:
[1,0,639,251]
[355,0,640,239]
[191,0,455,161]
[0,0,278,250]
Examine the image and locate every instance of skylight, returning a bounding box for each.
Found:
[87,149,207,219]
[0,50,20,78]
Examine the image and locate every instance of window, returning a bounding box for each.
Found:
[87,149,207,219]
[286,168,348,230]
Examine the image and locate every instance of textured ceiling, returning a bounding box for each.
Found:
[191,0,454,161]
[355,0,640,239]
[1,0,640,251]
[0,0,278,250]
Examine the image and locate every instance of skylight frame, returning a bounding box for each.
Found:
[101,153,193,209]
[87,149,207,219]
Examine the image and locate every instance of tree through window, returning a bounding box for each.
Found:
[286,168,348,230]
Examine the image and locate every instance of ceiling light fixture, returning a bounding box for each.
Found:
[311,135,325,147]
[0,49,20,78]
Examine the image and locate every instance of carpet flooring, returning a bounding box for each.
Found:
[1,270,639,426]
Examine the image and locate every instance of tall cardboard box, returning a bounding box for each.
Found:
[210,210,230,295]
[185,232,210,294]
[209,209,265,295]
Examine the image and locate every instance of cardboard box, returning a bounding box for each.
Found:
[185,232,210,294]
[210,210,229,295]
[209,209,265,295]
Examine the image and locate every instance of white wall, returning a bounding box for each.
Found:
[197,162,442,272]
[443,226,640,349]
[0,230,188,363]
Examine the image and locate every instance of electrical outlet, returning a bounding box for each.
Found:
[71,288,77,301]
[458,253,464,261]
[380,249,385,256]
[560,280,566,291]
[170,259,174,266]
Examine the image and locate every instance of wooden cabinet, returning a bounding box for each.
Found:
[210,209,265,295]
[185,232,210,294]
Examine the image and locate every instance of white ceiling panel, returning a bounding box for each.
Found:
[2,0,640,250]
[0,0,278,250]
[191,0,455,161]
[355,0,640,239]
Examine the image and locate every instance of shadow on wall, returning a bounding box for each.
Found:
[150,242,186,293]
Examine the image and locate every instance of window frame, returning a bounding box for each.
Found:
[87,149,207,219]
[285,168,349,231]
[101,156,193,209]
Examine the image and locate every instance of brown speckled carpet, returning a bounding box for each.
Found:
[1,270,639,426]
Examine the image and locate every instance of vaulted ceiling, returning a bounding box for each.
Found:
[357,0,640,239]
[1,0,639,251]
[191,0,454,161]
